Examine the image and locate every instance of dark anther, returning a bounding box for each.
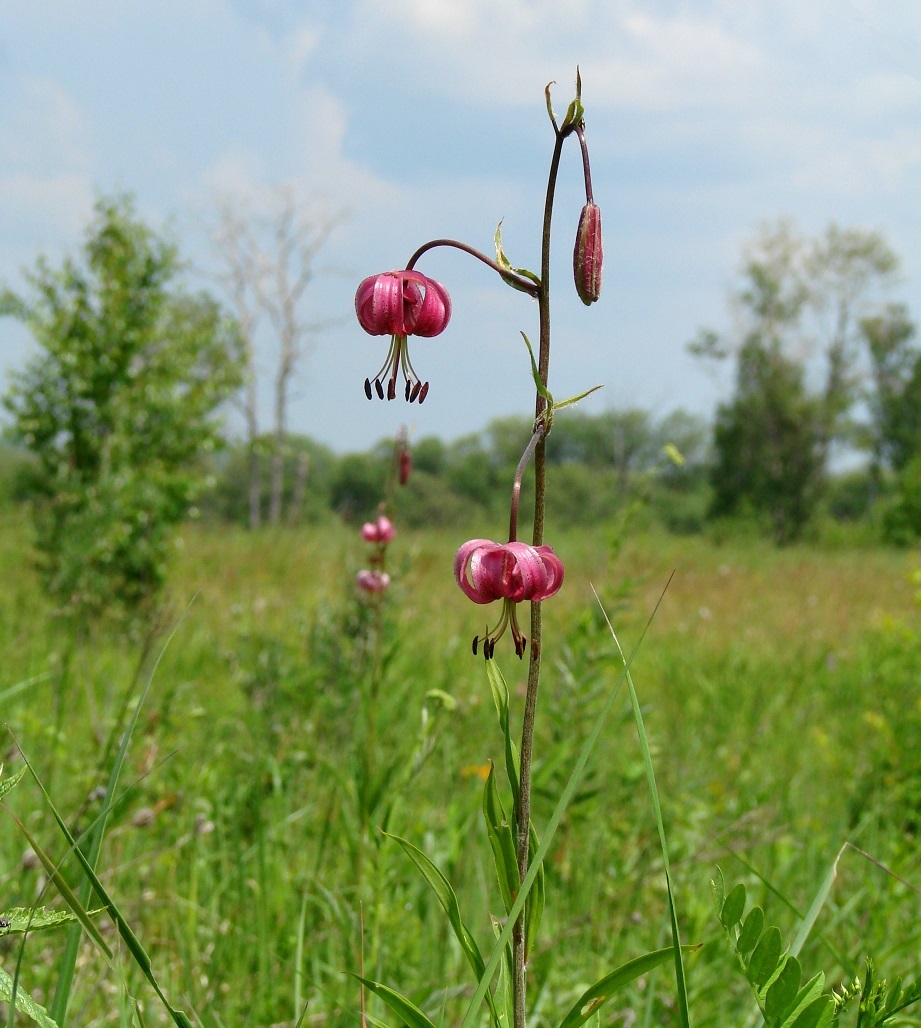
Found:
[364,378,373,400]
[404,380,411,401]
[472,636,479,655]
[375,379,384,399]
[410,381,422,402]
[418,382,430,403]
[387,379,396,400]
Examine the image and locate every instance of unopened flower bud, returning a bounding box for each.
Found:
[573,203,602,305]
[399,445,412,485]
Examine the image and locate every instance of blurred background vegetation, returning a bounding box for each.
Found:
[1,196,920,1025]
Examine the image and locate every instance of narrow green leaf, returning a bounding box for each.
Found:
[0,965,59,1028]
[482,764,519,915]
[485,660,520,810]
[557,945,699,1028]
[524,821,544,961]
[789,843,845,959]
[765,957,801,1021]
[748,927,783,990]
[721,884,746,929]
[493,222,541,293]
[551,384,604,413]
[738,907,765,955]
[386,834,503,1028]
[0,766,26,801]
[596,582,691,1027]
[351,976,437,1028]
[1,808,112,959]
[520,332,552,403]
[11,752,193,1027]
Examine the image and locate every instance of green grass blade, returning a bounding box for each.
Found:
[386,832,503,1028]
[1,806,112,958]
[789,844,846,958]
[351,976,438,1028]
[557,946,698,1028]
[15,618,194,1027]
[0,671,53,706]
[594,583,692,1028]
[459,579,671,1028]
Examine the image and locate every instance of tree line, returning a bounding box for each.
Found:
[3,196,921,624]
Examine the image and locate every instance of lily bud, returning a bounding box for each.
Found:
[399,444,412,485]
[573,202,603,305]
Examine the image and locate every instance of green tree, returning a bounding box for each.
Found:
[1,194,242,620]
[861,303,920,476]
[693,220,902,542]
[710,338,824,543]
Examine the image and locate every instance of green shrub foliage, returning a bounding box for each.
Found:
[1,194,242,620]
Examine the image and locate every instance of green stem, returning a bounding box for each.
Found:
[508,425,545,543]
[513,120,568,1028]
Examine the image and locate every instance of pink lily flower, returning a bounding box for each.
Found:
[355,270,452,402]
[356,569,391,593]
[360,515,395,544]
[454,539,564,658]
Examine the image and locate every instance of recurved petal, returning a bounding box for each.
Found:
[501,542,561,601]
[454,538,502,603]
[411,277,452,337]
[532,544,564,599]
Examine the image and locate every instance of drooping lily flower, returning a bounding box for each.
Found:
[573,202,602,305]
[355,270,452,402]
[454,539,564,658]
[356,569,391,593]
[360,515,395,544]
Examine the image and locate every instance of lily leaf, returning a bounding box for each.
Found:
[482,764,519,916]
[385,833,503,1028]
[494,222,541,293]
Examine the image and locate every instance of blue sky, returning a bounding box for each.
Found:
[2,1,921,452]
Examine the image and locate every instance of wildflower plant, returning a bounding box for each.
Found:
[353,72,693,1028]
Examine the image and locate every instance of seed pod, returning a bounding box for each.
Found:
[573,202,602,305]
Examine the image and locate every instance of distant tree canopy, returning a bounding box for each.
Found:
[194,406,710,535]
[1,194,242,620]
[691,220,919,543]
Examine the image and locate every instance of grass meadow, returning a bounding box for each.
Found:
[2,508,920,1025]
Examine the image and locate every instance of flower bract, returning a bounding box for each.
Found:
[355,270,451,402]
[454,539,564,658]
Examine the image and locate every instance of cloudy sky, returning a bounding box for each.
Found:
[2,1,921,452]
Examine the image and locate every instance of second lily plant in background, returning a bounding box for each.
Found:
[351,72,688,1028]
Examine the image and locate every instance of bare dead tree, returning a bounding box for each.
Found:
[213,202,263,529]
[212,189,340,528]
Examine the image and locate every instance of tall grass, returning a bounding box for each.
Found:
[1,515,919,1024]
